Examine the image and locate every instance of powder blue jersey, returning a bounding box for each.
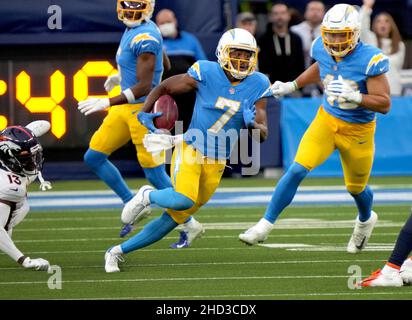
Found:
[311,36,389,123]
[185,60,271,159]
[116,20,163,104]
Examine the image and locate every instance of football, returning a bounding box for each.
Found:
[153,95,179,131]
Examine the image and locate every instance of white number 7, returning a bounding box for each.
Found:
[208,97,240,133]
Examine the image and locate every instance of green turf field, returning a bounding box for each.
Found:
[2,177,412,300]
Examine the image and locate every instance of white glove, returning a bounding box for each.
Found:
[38,172,52,191]
[25,120,51,137]
[143,134,183,155]
[78,98,110,116]
[0,141,21,157]
[22,257,50,271]
[270,81,298,98]
[326,75,362,109]
[104,74,121,92]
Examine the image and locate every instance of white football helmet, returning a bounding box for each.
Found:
[320,4,361,58]
[216,28,258,80]
[117,0,155,28]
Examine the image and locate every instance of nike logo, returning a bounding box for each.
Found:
[356,236,367,250]
[380,67,385,72]
[358,140,367,144]
[142,43,150,48]
[9,188,18,192]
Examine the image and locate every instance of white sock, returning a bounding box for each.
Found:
[257,218,274,233]
[110,245,123,255]
[382,264,399,275]
[184,217,197,229]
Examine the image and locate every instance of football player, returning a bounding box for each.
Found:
[0,122,52,271]
[239,4,391,253]
[77,0,203,241]
[103,28,271,272]
[359,210,412,287]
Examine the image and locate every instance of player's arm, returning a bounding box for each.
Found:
[294,62,321,88]
[247,98,268,142]
[78,53,157,115]
[142,73,198,113]
[109,52,156,106]
[360,74,391,114]
[163,49,171,72]
[0,201,50,271]
[270,62,320,97]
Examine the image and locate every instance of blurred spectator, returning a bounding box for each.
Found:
[359,0,406,95]
[156,9,207,75]
[236,12,258,37]
[291,1,325,68]
[258,3,305,85]
[155,9,207,132]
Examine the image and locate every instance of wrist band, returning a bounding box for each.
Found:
[17,256,27,265]
[292,80,298,91]
[123,88,136,103]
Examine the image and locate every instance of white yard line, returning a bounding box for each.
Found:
[0,275,350,285]
[0,258,380,271]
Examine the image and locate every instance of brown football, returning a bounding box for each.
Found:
[153,95,179,131]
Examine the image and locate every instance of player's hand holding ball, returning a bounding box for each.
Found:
[137,112,163,133]
[326,75,362,109]
[78,98,110,116]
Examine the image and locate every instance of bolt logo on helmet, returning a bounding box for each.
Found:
[320,4,361,58]
[216,28,258,80]
[0,126,44,176]
[117,0,155,28]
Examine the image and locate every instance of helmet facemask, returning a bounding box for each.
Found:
[0,126,44,177]
[219,46,258,80]
[117,0,154,28]
[0,142,44,176]
[321,27,359,58]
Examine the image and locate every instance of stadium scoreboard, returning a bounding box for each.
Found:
[0,59,120,147]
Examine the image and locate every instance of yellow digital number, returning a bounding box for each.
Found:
[208,97,241,133]
[0,80,7,130]
[73,61,120,102]
[16,70,66,138]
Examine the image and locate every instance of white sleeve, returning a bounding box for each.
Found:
[0,202,24,262]
[388,41,406,70]
[359,6,378,47]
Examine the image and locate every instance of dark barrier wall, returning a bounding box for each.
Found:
[280,97,412,176]
[0,0,229,59]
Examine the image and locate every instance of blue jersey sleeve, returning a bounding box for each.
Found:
[310,36,323,61]
[187,61,206,83]
[365,52,389,76]
[255,73,272,100]
[130,32,161,56]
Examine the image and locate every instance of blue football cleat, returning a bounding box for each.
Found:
[170,231,189,249]
[119,223,134,238]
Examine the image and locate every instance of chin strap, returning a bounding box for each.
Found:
[37,171,52,191]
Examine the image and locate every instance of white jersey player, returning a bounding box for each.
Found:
[0,121,52,271]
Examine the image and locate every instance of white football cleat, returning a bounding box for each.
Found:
[400,257,412,284]
[104,249,124,273]
[121,185,154,225]
[359,268,403,287]
[186,218,205,245]
[239,218,273,245]
[347,211,378,253]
